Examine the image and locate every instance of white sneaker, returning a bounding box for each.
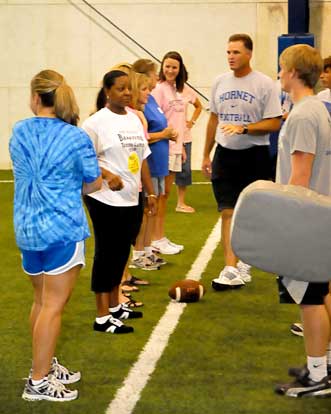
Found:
[22,374,78,402]
[50,357,81,384]
[164,237,184,251]
[212,266,245,291]
[151,239,181,255]
[129,255,160,271]
[237,260,252,283]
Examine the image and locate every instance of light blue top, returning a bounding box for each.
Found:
[9,117,100,250]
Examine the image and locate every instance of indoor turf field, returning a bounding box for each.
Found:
[0,170,330,414]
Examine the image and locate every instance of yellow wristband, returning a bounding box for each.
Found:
[147,194,157,198]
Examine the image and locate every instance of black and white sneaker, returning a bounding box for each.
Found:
[110,303,143,320]
[288,364,331,378]
[50,357,81,384]
[290,322,304,337]
[146,253,167,266]
[275,368,331,398]
[22,374,78,402]
[93,316,134,333]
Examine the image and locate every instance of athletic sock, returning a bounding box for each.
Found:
[96,315,110,324]
[109,304,121,313]
[144,246,153,255]
[307,355,327,382]
[31,376,47,386]
[132,250,145,260]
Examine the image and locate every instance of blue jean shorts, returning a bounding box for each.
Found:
[150,176,165,196]
[21,240,85,276]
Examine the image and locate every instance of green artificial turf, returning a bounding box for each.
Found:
[0,170,329,414]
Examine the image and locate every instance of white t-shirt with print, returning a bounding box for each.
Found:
[82,107,150,206]
[210,70,282,149]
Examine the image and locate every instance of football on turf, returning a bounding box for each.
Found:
[168,279,206,303]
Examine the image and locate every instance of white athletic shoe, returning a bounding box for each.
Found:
[50,357,81,384]
[164,237,184,251]
[237,260,252,283]
[22,374,78,402]
[212,266,245,291]
[129,255,160,271]
[151,238,181,255]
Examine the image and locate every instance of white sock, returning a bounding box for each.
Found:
[109,304,121,313]
[96,315,110,324]
[133,250,145,260]
[31,376,47,385]
[326,342,331,366]
[307,355,327,381]
[144,246,153,255]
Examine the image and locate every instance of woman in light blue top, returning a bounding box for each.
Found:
[9,69,101,402]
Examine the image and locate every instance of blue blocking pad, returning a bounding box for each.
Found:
[231,180,331,282]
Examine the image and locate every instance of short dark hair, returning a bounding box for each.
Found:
[159,51,188,92]
[323,56,331,71]
[228,34,253,51]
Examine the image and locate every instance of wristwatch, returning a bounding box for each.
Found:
[242,125,248,135]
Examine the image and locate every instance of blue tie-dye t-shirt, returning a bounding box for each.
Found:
[9,117,100,251]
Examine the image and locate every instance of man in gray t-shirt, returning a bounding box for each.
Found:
[202,33,281,290]
[275,44,331,398]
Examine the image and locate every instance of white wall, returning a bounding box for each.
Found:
[1,0,331,169]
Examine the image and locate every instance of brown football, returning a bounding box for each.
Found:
[168,279,206,303]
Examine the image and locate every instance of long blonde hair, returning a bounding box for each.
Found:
[31,69,79,125]
[129,72,149,110]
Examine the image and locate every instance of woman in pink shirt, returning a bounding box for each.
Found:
[151,51,202,254]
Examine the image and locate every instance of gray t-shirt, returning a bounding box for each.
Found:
[276,96,331,196]
[210,70,282,149]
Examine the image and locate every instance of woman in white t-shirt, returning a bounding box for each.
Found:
[82,70,156,334]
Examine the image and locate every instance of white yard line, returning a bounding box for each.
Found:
[106,217,222,414]
[0,180,13,183]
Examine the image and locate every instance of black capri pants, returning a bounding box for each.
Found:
[84,196,142,293]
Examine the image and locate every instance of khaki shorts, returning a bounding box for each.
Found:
[169,154,182,173]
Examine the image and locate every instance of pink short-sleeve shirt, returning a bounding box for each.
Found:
[152,82,197,155]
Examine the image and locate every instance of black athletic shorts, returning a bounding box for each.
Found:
[277,276,329,305]
[84,196,141,293]
[211,144,271,211]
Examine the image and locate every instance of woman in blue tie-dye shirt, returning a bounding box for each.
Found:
[9,70,101,402]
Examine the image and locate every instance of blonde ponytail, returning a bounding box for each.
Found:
[31,69,79,125]
[54,83,79,125]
